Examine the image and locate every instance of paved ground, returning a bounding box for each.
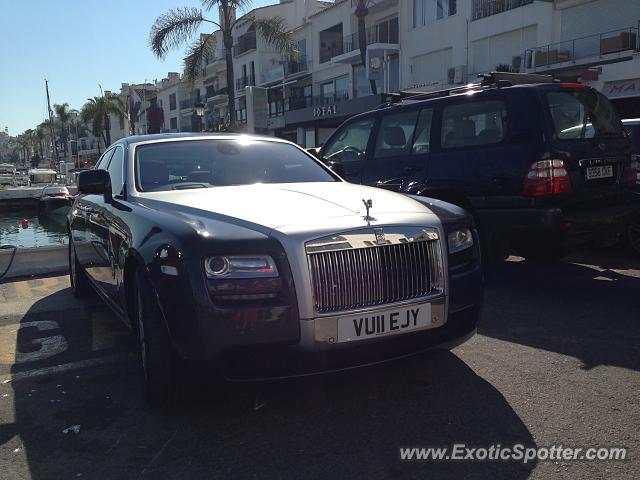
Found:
[0,248,639,479]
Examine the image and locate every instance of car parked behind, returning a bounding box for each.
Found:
[318,72,639,261]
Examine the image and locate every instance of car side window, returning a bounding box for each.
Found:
[322,117,375,165]
[95,148,115,170]
[106,146,125,196]
[374,110,419,158]
[441,100,507,149]
[411,108,433,155]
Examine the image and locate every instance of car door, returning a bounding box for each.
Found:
[361,107,431,191]
[74,148,115,272]
[319,115,377,183]
[84,146,124,301]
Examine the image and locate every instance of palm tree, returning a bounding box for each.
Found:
[354,0,377,95]
[128,99,142,135]
[35,124,47,160]
[54,103,72,158]
[150,0,297,127]
[81,94,126,147]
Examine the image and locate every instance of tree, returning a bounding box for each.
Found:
[354,0,377,95]
[128,99,142,135]
[150,0,297,127]
[54,102,71,158]
[81,94,126,148]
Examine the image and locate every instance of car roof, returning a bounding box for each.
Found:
[115,132,293,147]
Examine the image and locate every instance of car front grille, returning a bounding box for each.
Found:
[307,235,444,314]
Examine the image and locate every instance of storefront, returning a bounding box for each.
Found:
[283,94,392,147]
[602,77,640,119]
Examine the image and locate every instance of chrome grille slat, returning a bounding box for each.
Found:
[308,238,441,314]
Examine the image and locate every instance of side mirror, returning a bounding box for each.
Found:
[78,169,111,198]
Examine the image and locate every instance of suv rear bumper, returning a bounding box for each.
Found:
[477,196,640,249]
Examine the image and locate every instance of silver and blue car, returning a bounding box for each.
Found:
[68,134,483,406]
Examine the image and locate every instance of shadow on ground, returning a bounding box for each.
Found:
[1,287,536,479]
[482,248,640,372]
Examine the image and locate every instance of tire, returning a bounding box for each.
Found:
[68,237,92,298]
[627,219,640,255]
[134,269,176,408]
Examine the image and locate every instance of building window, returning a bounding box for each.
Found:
[319,23,343,63]
[413,0,456,28]
[170,117,177,130]
[169,93,176,110]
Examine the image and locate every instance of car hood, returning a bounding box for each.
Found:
[137,182,437,233]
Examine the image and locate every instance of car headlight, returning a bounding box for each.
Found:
[448,228,474,254]
[204,255,279,279]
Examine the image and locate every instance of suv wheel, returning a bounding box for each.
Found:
[628,219,640,255]
[134,269,176,407]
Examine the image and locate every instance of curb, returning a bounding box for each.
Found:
[0,245,68,280]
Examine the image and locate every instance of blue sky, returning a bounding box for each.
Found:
[0,0,274,135]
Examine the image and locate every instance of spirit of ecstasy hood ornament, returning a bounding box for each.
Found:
[362,198,373,223]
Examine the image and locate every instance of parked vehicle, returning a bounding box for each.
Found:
[318,72,639,261]
[38,185,74,216]
[68,133,483,406]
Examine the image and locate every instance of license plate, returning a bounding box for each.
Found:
[337,303,432,343]
[586,165,613,180]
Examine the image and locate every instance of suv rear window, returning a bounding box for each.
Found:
[546,90,622,140]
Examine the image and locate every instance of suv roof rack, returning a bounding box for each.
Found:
[377,72,557,109]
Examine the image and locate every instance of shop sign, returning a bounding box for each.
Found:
[313,104,338,117]
[604,78,640,99]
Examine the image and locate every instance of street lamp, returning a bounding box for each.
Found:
[195,102,206,132]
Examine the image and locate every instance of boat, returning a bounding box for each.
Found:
[38,185,74,216]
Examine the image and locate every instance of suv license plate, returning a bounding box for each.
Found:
[586,165,613,180]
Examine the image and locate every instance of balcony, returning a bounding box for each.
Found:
[180,98,198,111]
[235,75,256,91]
[233,31,256,57]
[342,19,399,54]
[285,55,309,76]
[472,0,534,21]
[524,26,639,72]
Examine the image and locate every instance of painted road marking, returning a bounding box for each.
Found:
[0,321,68,364]
[0,355,129,383]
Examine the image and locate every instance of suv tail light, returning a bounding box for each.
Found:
[523,159,572,197]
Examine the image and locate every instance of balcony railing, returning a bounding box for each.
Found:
[524,26,639,70]
[233,31,257,56]
[285,55,309,76]
[205,86,228,98]
[180,99,199,110]
[342,19,399,54]
[235,75,256,91]
[472,0,534,21]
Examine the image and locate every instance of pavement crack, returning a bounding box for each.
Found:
[141,428,178,475]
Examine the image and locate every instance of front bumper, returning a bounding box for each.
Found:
[218,304,480,381]
[478,197,640,249]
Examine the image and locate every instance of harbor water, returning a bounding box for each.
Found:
[0,209,68,248]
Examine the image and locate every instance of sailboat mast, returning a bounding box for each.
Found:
[45,79,60,163]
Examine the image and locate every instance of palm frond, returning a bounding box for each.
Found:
[150,7,205,59]
[252,16,297,58]
[183,35,214,85]
[201,0,253,13]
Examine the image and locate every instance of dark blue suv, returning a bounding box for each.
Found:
[318,73,640,260]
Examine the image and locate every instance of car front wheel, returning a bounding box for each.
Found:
[68,236,92,298]
[135,269,176,407]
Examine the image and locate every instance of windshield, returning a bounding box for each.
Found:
[135,138,337,192]
[546,90,623,140]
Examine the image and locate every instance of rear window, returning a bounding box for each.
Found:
[546,90,623,140]
[135,139,336,192]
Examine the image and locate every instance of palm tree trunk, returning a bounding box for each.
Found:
[357,12,377,95]
[104,114,112,146]
[224,30,236,126]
